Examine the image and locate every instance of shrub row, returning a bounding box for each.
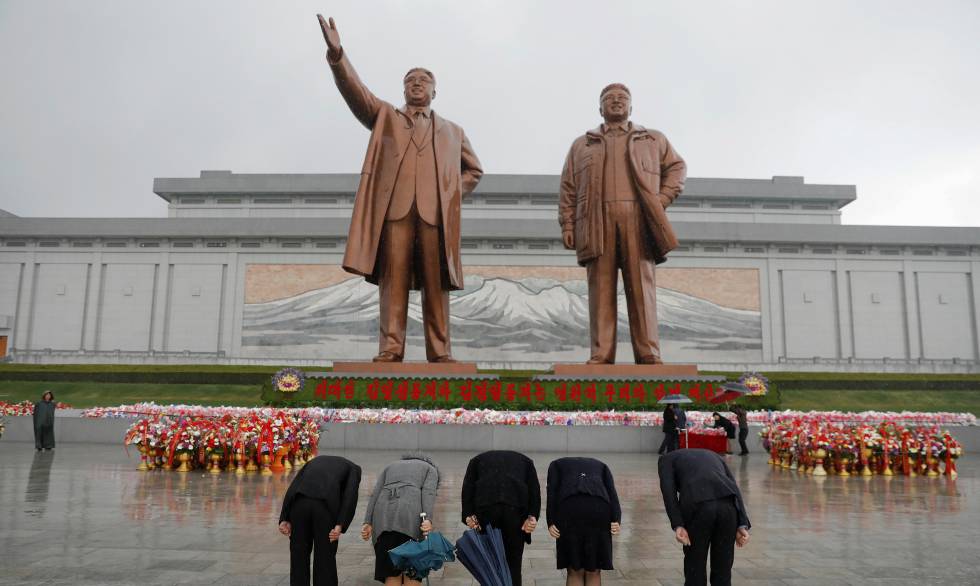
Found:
[262,377,782,412]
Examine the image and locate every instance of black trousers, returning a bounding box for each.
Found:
[658,430,679,454]
[738,427,749,454]
[289,495,340,586]
[477,504,526,585]
[34,424,55,450]
[682,497,738,586]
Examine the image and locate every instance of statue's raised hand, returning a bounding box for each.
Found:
[317,14,341,58]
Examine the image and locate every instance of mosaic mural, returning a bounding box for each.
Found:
[241,265,762,364]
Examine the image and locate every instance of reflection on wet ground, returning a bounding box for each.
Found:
[0,443,975,585]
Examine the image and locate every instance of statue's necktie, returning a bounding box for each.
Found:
[412,112,430,147]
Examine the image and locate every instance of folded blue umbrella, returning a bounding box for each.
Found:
[388,531,456,582]
[455,525,513,586]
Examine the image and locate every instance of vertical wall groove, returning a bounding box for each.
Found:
[11,263,25,351]
[79,263,92,349]
[914,272,925,359]
[24,263,39,350]
[216,264,228,353]
[162,263,175,351]
[93,263,107,351]
[148,264,159,352]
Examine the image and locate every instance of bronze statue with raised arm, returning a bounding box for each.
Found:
[316,15,483,363]
[558,84,686,364]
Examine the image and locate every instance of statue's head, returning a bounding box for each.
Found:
[404,67,436,107]
[599,83,631,124]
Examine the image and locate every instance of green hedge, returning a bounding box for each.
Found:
[702,371,980,391]
[262,376,782,412]
[0,365,283,385]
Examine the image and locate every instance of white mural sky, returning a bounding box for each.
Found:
[1,1,978,227]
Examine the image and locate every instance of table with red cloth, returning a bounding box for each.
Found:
[679,430,728,453]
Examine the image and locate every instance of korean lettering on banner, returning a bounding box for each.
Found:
[311,377,708,405]
[315,378,355,400]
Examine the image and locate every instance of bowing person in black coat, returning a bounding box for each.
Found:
[279,455,362,586]
[659,449,751,586]
[461,450,541,585]
[711,413,736,455]
[546,457,621,585]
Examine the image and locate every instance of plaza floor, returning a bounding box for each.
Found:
[0,442,976,585]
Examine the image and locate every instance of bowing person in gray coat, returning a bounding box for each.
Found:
[361,454,440,585]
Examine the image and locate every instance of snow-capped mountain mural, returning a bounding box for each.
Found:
[241,271,762,364]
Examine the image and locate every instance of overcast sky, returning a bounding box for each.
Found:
[1,0,979,226]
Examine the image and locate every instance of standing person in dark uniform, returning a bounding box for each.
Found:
[730,405,749,455]
[676,405,688,444]
[279,455,362,586]
[711,412,736,455]
[546,457,621,586]
[658,404,677,454]
[32,391,56,451]
[461,450,541,585]
[659,448,751,586]
[361,454,439,585]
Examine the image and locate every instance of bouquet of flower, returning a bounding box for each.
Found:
[271,368,306,394]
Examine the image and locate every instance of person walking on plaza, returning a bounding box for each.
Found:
[546,457,622,586]
[659,448,751,586]
[711,412,736,455]
[461,450,541,585]
[658,404,677,454]
[731,405,749,455]
[32,390,56,451]
[362,454,440,585]
[279,455,362,586]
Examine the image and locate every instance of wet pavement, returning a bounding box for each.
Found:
[0,442,975,585]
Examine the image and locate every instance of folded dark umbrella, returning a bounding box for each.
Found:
[455,525,513,586]
[388,531,456,581]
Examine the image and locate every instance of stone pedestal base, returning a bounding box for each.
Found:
[331,361,479,375]
[552,363,699,377]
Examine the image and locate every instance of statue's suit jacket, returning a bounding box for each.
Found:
[558,124,686,265]
[328,48,483,290]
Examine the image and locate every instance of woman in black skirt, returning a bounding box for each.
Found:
[546,457,622,585]
[361,454,440,585]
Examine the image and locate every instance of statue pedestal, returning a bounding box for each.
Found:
[552,363,699,377]
[332,361,479,375]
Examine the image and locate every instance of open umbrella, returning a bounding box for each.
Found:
[706,382,751,404]
[455,525,513,586]
[388,532,455,581]
[657,394,693,404]
[388,530,456,582]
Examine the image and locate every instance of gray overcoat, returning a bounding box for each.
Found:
[363,454,440,543]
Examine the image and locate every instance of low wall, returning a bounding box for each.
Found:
[3,415,978,453]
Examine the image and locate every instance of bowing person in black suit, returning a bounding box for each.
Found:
[462,450,541,585]
[659,449,751,586]
[546,457,622,585]
[279,455,362,586]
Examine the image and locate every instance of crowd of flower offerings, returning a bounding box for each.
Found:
[83,402,976,427]
[1,400,73,415]
[123,411,320,475]
[761,416,964,478]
